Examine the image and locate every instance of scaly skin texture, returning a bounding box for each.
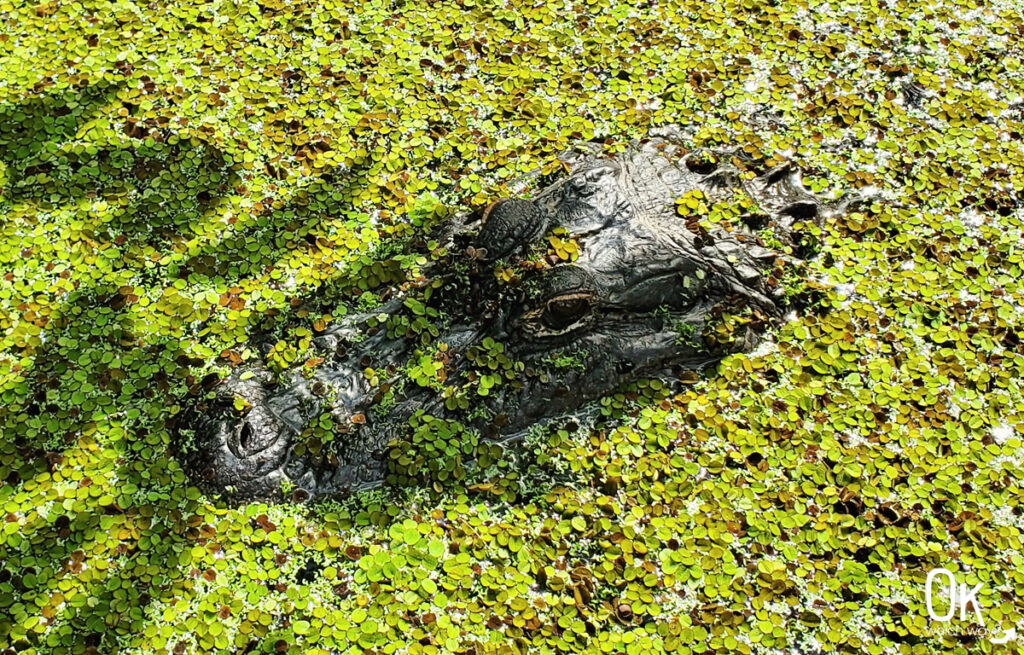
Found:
[179,132,866,502]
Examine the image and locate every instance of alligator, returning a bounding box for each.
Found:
[179,130,867,502]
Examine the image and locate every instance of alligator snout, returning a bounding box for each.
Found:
[186,372,295,500]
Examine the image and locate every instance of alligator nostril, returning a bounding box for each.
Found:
[740,212,770,231]
[780,201,819,220]
[764,164,793,186]
[685,154,718,175]
[239,422,253,452]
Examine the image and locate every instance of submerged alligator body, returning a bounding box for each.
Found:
[180,131,865,502]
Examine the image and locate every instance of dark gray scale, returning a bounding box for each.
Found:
[474,198,548,262]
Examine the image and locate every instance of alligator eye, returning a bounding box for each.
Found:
[543,295,591,330]
[567,175,597,197]
[239,422,254,452]
[574,166,615,194]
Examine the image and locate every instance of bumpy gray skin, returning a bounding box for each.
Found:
[181,133,865,502]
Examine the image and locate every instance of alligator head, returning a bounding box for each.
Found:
[179,134,865,502]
